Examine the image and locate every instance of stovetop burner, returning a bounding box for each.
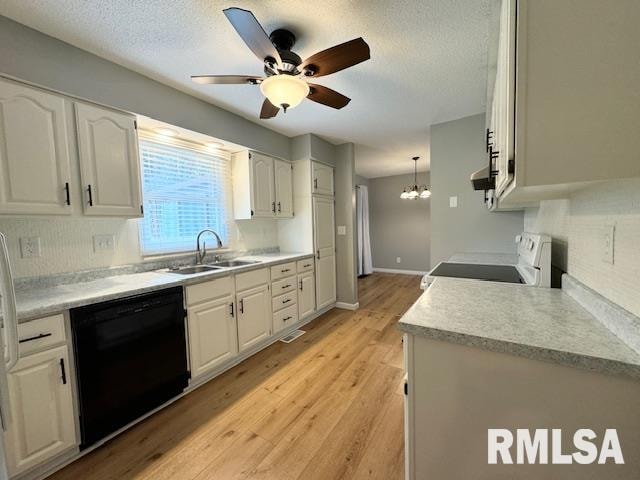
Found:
[428,262,525,284]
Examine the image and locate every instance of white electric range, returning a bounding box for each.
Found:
[421,232,552,290]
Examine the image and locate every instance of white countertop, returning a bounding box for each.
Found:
[398,276,640,380]
[13,252,313,322]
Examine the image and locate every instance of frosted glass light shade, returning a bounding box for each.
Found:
[420,188,431,198]
[260,75,310,110]
[407,190,419,199]
[400,190,410,199]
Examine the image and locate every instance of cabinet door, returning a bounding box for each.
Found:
[311,161,334,196]
[313,196,336,309]
[0,79,72,215]
[237,284,272,352]
[250,152,275,217]
[274,159,293,217]
[298,273,316,319]
[4,346,76,476]
[187,295,237,378]
[75,102,142,217]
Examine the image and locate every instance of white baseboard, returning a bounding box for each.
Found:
[335,301,359,311]
[373,267,427,276]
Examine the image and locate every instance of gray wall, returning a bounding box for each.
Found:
[430,114,523,266]
[369,173,431,272]
[355,175,370,187]
[0,15,290,159]
[335,143,358,305]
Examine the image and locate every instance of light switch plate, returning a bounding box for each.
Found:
[20,237,41,258]
[602,224,615,264]
[449,196,458,208]
[396,257,402,264]
[337,226,346,235]
[93,234,115,253]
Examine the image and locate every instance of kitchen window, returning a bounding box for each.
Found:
[138,137,232,255]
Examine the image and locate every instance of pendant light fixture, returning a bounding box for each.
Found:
[401,156,431,199]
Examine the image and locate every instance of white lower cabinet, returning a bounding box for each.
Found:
[298,272,316,320]
[4,345,76,476]
[237,284,272,352]
[187,295,238,378]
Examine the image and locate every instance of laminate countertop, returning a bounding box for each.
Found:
[398,276,640,380]
[9,252,313,323]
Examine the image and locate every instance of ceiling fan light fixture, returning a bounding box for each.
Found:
[260,74,310,112]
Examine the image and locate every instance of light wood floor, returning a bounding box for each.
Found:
[50,273,423,480]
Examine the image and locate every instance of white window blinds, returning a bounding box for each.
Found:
[139,138,232,255]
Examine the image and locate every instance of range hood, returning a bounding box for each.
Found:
[470,166,495,191]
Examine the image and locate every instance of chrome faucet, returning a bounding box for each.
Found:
[195,229,223,265]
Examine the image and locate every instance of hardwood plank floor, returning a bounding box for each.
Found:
[49,273,423,480]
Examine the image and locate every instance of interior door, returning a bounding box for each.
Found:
[274,159,293,217]
[298,273,316,319]
[311,161,334,196]
[4,346,76,476]
[75,102,142,217]
[187,295,237,378]
[250,152,275,217]
[0,79,72,215]
[313,196,336,309]
[237,285,272,352]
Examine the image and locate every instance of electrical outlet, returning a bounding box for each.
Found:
[449,196,458,208]
[396,257,402,264]
[20,237,41,258]
[602,224,615,264]
[93,234,115,253]
[337,226,346,235]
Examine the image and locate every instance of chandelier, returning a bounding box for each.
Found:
[400,157,431,199]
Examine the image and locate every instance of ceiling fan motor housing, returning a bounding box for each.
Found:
[267,29,302,75]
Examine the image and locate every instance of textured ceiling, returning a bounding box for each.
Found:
[0,0,490,177]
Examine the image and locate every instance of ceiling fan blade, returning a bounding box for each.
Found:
[307,84,351,109]
[191,75,262,85]
[223,8,282,67]
[260,98,280,119]
[299,38,370,77]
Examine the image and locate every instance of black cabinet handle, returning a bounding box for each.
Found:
[282,298,291,304]
[19,333,53,344]
[316,250,320,259]
[281,268,290,273]
[272,202,276,213]
[239,298,244,314]
[283,316,292,322]
[282,284,291,289]
[299,280,303,291]
[277,201,281,212]
[64,182,71,205]
[486,128,494,153]
[60,358,67,385]
[230,302,234,317]
[303,263,311,268]
[313,178,318,189]
[87,184,93,206]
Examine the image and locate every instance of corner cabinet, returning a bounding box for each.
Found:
[485,0,640,209]
[232,151,293,219]
[75,103,143,217]
[0,78,73,215]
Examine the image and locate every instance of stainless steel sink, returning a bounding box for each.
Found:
[210,260,260,268]
[167,265,223,275]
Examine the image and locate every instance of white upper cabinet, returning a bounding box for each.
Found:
[232,150,293,219]
[488,0,640,209]
[0,79,72,215]
[4,345,76,476]
[274,159,293,217]
[75,102,142,217]
[311,161,334,196]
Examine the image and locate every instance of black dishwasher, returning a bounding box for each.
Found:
[71,287,189,448]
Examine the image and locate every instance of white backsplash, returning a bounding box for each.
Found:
[0,216,279,279]
[525,178,640,318]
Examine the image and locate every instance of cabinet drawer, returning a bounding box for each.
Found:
[273,305,298,333]
[272,276,296,296]
[270,262,296,281]
[186,275,233,306]
[272,290,297,312]
[296,258,314,273]
[235,268,269,292]
[18,314,66,356]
